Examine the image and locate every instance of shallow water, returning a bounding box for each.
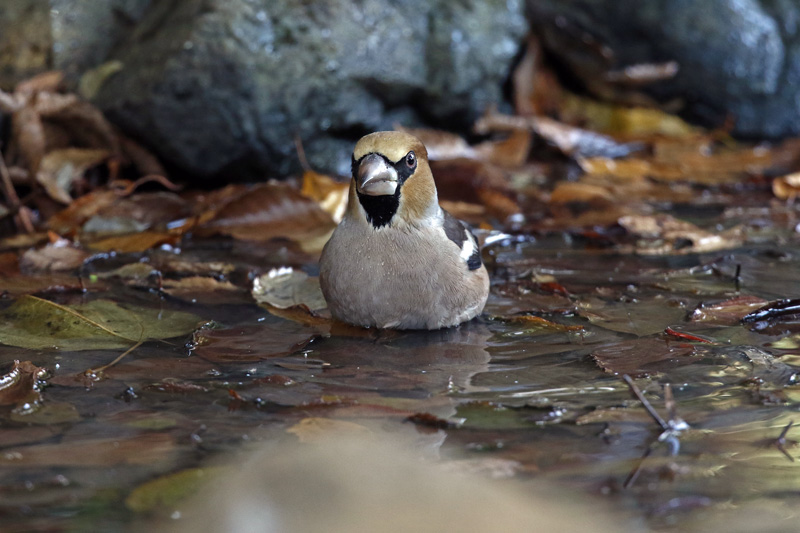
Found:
[1,219,800,530]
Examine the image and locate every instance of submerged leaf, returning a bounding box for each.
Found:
[0,295,201,350]
[126,467,225,514]
[252,267,327,311]
[0,360,47,407]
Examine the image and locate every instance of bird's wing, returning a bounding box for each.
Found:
[442,209,482,271]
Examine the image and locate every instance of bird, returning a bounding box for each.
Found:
[319,131,490,330]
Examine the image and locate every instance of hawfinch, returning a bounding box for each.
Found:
[319,131,490,329]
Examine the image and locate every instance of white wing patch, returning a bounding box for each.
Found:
[459,228,476,261]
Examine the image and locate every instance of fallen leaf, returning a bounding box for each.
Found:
[197,182,336,252]
[9,401,81,425]
[591,338,699,377]
[192,324,316,363]
[578,297,688,336]
[13,106,46,175]
[300,170,349,223]
[287,417,372,443]
[0,433,175,467]
[549,182,614,204]
[773,173,800,200]
[125,467,225,514]
[252,267,327,311]
[475,111,642,159]
[15,71,64,95]
[395,126,476,160]
[0,295,201,350]
[36,148,110,204]
[83,231,181,253]
[47,189,120,234]
[691,296,770,326]
[0,360,47,407]
[618,214,743,255]
[19,237,88,272]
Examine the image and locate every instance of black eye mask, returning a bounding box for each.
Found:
[354,152,417,228]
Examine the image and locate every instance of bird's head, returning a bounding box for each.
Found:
[348,131,439,228]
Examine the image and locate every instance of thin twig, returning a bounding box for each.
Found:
[775,420,795,462]
[294,134,311,172]
[83,341,144,381]
[623,374,669,430]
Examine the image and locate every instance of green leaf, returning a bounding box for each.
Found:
[125,467,226,514]
[0,295,201,350]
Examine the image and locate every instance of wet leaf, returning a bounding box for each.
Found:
[0,295,201,350]
[125,467,225,514]
[617,214,743,255]
[83,231,181,253]
[252,267,326,311]
[287,417,372,443]
[690,296,769,326]
[0,433,175,467]
[577,297,687,336]
[192,324,316,363]
[591,338,700,377]
[19,235,88,272]
[0,360,47,407]
[9,402,81,425]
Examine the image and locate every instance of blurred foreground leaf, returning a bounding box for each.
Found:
[0,295,201,350]
[126,467,224,514]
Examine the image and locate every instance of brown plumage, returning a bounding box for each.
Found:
[319,131,489,329]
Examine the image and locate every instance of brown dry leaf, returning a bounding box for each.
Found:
[581,142,773,185]
[300,170,349,223]
[84,231,181,253]
[287,417,372,443]
[12,105,46,175]
[43,99,120,154]
[395,126,476,160]
[0,433,176,467]
[36,148,110,204]
[618,214,743,255]
[474,129,532,168]
[691,296,770,326]
[549,182,614,204]
[772,173,800,200]
[197,182,336,251]
[118,135,168,177]
[591,338,699,377]
[512,35,563,116]
[160,276,243,297]
[0,360,47,407]
[15,71,64,95]
[474,111,641,159]
[81,192,191,234]
[502,315,584,333]
[430,159,519,219]
[47,189,120,234]
[560,93,695,138]
[19,235,88,272]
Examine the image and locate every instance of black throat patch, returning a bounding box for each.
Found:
[354,153,416,228]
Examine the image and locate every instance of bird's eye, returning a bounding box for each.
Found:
[405,151,416,168]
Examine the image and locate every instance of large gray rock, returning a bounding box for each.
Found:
[527,0,800,138]
[92,0,527,180]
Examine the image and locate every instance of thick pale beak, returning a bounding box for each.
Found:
[357,153,398,196]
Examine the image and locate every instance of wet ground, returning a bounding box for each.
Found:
[1,192,799,531]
